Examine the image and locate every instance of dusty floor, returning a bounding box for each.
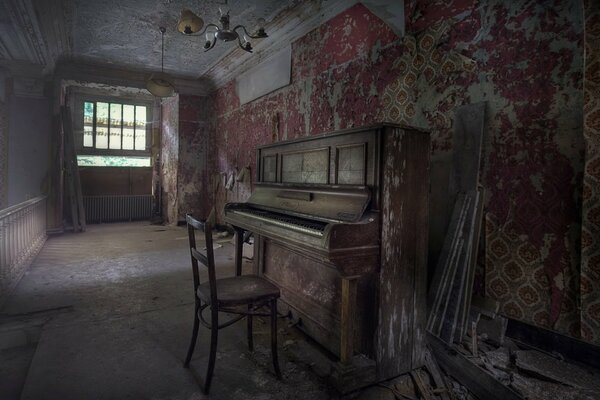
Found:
[0,222,398,400]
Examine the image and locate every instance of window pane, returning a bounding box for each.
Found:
[83,102,94,147]
[123,105,135,150]
[109,103,122,150]
[135,106,147,150]
[96,102,109,149]
[77,155,151,167]
[96,127,108,149]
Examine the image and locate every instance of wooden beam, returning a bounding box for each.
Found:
[506,318,600,370]
[427,332,524,400]
[340,276,358,364]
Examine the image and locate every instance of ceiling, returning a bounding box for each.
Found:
[0,0,298,79]
[71,0,298,78]
[0,0,403,90]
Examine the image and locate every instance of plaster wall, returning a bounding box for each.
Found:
[161,95,179,225]
[160,94,211,224]
[177,95,211,221]
[199,0,587,339]
[7,95,51,207]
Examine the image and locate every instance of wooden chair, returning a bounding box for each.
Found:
[183,210,282,394]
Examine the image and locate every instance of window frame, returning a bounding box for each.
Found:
[73,93,154,157]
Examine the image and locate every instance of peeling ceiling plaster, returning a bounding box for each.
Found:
[1,0,403,84]
[71,0,298,79]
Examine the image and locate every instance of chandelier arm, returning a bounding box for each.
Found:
[233,25,267,39]
[181,23,221,37]
[203,36,218,52]
[236,34,253,53]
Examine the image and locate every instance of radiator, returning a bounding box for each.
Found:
[83,195,153,223]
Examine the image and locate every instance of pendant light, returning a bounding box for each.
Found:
[147,27,175,98]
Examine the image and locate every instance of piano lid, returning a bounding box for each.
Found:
[246,185,371,223]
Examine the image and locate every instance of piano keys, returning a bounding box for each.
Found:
[224,124,430,392]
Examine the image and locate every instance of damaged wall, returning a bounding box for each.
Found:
[201,1,586,340]
[161,95,179,224]
[177,95,211,221]
[581,0,600,344]
[161,94,211,224]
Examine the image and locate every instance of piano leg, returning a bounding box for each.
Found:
[340,276,359,364]
[234,227,244,276]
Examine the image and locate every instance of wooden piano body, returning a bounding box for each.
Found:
[224,124,430,391]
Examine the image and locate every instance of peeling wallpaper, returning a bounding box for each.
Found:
[581,0,600,344]
[185,1,590,340]
[160,95,179,225]
[177,94,212,221]
[161,94,212,224]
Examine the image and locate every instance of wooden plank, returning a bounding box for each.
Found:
[427,195,469,334]
[340,276,358,363]
[411,130,431,368]
[377,127,430,379]
[428,194,469,318]
[427,332,524,400]
[410,370,433,400]
[458,187,485,338]
[424,349,451,400]
[429,189,481,344]
[438,190,478,343]
[514,350,600,391]
[506,318,600,370]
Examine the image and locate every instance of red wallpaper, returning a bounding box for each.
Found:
[198,1,587,339]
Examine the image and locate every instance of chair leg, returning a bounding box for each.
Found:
[184,302,200,368]
[270,299,282,380]
[247,303,254,352]
[203,308,219,395]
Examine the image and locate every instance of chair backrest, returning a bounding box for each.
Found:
[186,209,218,305]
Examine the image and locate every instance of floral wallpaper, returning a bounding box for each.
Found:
[581,0,600,344]
[189,1,592,341]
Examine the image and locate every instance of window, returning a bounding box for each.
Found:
[83,101,148,151]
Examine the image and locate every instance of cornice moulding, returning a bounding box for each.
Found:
[203,0,404,90]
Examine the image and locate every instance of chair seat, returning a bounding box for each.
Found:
[197,275,280,306]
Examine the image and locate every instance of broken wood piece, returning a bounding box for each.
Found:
[424,349,451,400]
[409,370,433,400]
[438,190,479,344]
[457,186,485,339]
[427,332,524,400]
[377,382,417,400]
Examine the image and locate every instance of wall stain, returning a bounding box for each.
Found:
[197,1,587,339]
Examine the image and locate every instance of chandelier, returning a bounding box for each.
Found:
[176,5,267,53]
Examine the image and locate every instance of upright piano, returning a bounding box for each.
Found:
[224,124,430,391]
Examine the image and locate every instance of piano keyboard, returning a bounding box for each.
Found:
[232,209,326,237]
